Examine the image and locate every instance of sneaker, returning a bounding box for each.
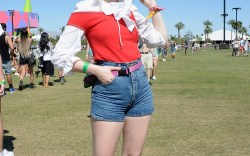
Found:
[35,70,40,78]
[29,83,35,89]
[60,77,65,85]
[10,67,16,72]
[9,88,16,93]
[18,81,23,91]
[152,76,156,80]
[1,149,14,156]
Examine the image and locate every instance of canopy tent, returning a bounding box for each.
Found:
[193,29,249,42]
[0,11,39,36]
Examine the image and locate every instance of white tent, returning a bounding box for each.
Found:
[32,34,40,41]
[193,29,249,42]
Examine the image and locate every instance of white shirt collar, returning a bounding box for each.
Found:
[97,0,135,32]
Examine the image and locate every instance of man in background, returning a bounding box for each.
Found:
[0,23,16,94]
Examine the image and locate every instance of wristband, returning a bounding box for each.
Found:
[0,81,6,85]
[149,5,165,12]
[147,6,165,19]
[82,62,90,73]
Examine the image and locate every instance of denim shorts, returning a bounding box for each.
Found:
[90,59,154,122]
[2,60,12,74]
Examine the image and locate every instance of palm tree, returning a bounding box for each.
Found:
[238,26,247,38]
[59,26,65,34]
[175,22,185,44]
[227,19,236,42]
[203,20,213,42]
[37,27,44,34]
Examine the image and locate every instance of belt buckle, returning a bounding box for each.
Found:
[118,68,129,76]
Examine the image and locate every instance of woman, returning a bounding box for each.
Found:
[170,42,176,61]
[39,32,54,88]
[52,0,167,155]
[17,29,35,90]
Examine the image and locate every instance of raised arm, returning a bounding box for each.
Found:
[140,0,168,42]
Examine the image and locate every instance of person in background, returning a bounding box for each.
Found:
[191,42,195,55]
[0,24,14,156]
[239,38,245,56]
[232,39,240,57]
[170,41,176,61]
[162,44,167,61]
[184,41,188,56]
[17,29,35,90]
[151,47,161,80]
[39,32,54,88]
[11,37,19,76]
[244,38,249,57]
[86,41,95,63]
[140,43,153,83]
[51,0,167,155]
[0,23,16,94]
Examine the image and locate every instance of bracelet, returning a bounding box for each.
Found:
[0,81,6,85]
[147,6,165,19]
[82,62,90,73]
[149,5,165,12]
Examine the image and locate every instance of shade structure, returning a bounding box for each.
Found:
[23,0,32,12]
[192,29,249,42]
[0,11,39,36]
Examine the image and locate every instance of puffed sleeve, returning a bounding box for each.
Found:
[131,5,166,48]
[51,25,84,75]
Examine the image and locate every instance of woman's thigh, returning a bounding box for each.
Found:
[91,119,124,156]
[122,116,151,155]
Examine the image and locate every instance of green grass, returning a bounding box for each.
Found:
[2,49,250,156]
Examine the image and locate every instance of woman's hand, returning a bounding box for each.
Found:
[140,0,157,9]
[93,66,121,84]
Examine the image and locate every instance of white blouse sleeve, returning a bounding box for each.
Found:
[51,25,84,75]
[131,5,166,48]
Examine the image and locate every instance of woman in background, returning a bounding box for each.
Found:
[17,29,35,90]
[39,32,54,88]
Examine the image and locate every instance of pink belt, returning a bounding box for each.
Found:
[111,61,142,77]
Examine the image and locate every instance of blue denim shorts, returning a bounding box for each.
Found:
[90,59,154,122]
[2,60,12,74]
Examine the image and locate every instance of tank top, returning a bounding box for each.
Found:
[0,34,10,62]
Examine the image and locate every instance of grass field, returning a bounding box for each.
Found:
[2,49,250,156]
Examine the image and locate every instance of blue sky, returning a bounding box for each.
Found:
[0,0,249,37]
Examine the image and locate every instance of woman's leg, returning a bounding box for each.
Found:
[91,119,124,156]
[29,66,34,84]
[42,73,45,86]
[152,57,158,80]
[44,75,50,88]
[122,116,151,156]
[19,65,26,81]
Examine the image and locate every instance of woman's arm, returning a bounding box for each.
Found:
[132,1,167,48]
[140,0,167,42]
[52,26,121,84]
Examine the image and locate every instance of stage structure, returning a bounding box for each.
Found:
[0,0,39,36]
